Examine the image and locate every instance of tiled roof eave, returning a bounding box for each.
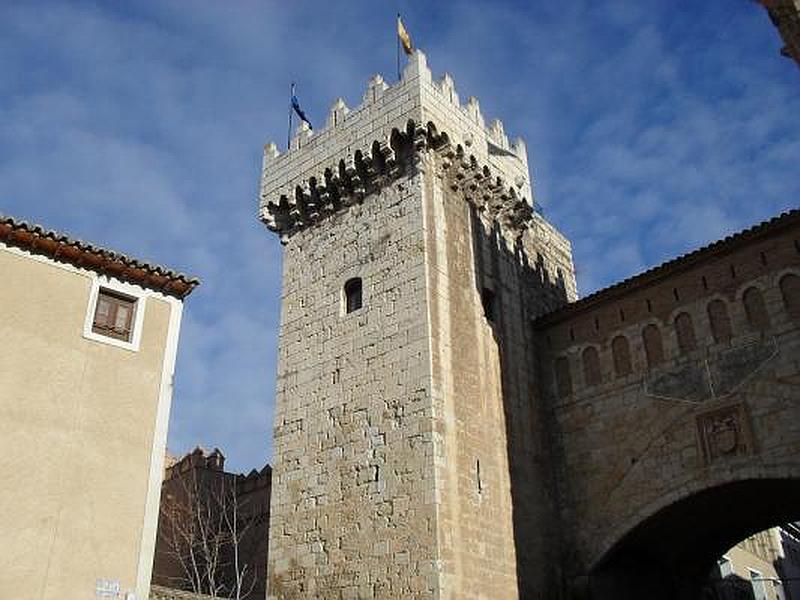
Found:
[535,209,800,327]
[0,215,200,299]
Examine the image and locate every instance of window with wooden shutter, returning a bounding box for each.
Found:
[92,289,136,342]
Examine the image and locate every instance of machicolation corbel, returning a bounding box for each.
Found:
[261,120,535,243]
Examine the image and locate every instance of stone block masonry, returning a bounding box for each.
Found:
[261,50,576,598]
[535,210,800,598]
[260,50,540,240]
[259,46,800,600]
[269,175,442,598]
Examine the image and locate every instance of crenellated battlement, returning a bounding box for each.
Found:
[260,120,544,243]
[259,50,533,242]
[262,49,581,600]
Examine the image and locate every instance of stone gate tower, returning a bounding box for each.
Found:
[259,51,576,598]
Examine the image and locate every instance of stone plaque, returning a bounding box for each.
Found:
[696,403,753,463]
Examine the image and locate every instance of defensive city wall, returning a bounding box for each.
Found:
[536,210,800,597]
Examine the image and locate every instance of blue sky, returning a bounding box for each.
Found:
[1,1,797,472]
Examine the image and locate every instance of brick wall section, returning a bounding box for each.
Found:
[535,211,800,582]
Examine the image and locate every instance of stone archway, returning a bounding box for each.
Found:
[583,478,800,600]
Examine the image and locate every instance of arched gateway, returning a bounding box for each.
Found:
[587,478,800,599]
[258,50,800,598]
[538,211,800,599]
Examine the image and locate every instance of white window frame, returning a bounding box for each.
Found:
[718,555,733,578]
[749,568,768,600]
[83,276,147,352]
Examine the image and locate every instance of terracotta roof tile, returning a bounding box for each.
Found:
[0,214,200,298]
[536,209,800,326]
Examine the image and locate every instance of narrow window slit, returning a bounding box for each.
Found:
[481,288,496,323]
[344,277,363,313]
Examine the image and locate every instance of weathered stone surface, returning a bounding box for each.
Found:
[261,52,575,599]
[149,585,215,600]
[259,49,800,600]
[537,211,800,598]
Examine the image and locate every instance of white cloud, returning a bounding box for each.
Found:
[2,0,797,471]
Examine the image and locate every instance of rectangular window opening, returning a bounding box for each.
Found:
[92,288,136,342]
[749,568,768,600]
[717,555,732,578]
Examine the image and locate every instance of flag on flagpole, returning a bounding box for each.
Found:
[291,83,312,130]
[397,14,413,56]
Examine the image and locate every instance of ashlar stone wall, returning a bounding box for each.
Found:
[263,50,578,599]
[536,212,800,595]
[423,148,575,597]
[268,173,441,599]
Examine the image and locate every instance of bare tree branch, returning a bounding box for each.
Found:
[156,468,260,599]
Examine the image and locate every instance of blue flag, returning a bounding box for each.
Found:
[291,85,312,130]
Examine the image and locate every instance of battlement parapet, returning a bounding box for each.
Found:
[262,119,540,243]
[259,50,533,242]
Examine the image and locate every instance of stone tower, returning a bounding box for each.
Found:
[259,51,576,598]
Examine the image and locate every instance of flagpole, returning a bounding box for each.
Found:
[287,82,294,150]
[396,13,401,82]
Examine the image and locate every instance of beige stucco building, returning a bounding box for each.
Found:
[714,528,788,599]
[0,215,198,600]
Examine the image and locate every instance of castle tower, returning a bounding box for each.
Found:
[259,51,576,598]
